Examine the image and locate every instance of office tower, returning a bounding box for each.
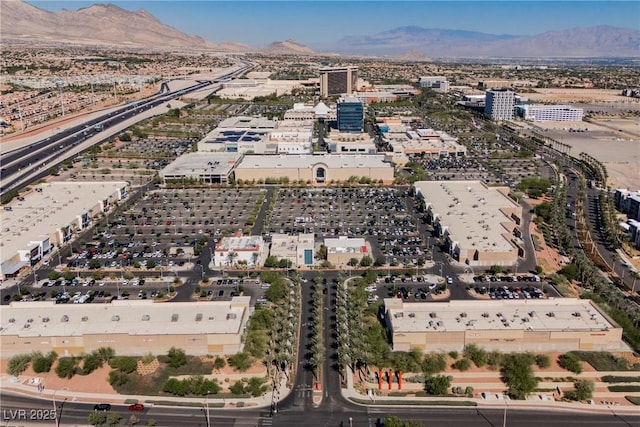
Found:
[319,66,358,97]
[484,88,515,121]
[337,96,364,133]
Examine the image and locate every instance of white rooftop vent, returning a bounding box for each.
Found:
[171,314,179,322]
[111,315,120,321]
[81,316,88,322]
[61,315,69,322]
[226,313,237,320]
[142,314,150,321]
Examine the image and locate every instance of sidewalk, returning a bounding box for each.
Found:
[1,373,290,410]
[339,368,640,415]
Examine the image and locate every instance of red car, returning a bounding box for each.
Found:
[128,403,144,411]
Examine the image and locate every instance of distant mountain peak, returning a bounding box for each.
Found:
[2,0,249,52]
[333,25,640,58]
[263,39,315,55]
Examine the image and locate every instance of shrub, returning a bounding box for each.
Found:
[32,351,57,373]
[141,353,156,365]
[558,353,583,374]
[108,370,130,387]
[424,375,451,396]
[7,354,32,376]
[601,376,639,383]
[535,354,551,369]
[608,385,640,392]
[227,353,253,372]
[88,412,107,426]
[573,379,595,401]
[167,347,187,368]
[230,381,245,395]
[55,357,78,379]
[487,351,504,370]
[422,353,447,376]
[463,344,488,368]
[109,356,138,374]
[465,386,474,396]
[80,352,103,375]
[448,351,459,360]
[453,359,471,371]
[213,356,226,371]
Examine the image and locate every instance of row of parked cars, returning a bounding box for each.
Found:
[473,275,541,283]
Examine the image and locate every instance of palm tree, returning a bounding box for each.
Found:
[227,250,238,266]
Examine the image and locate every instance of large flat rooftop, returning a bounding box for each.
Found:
[236,153,392,170]
[2,298,250,337]
[1,182,126,260]
[414,181,520,253]
[385,298,617,333]
[160,152,240,178]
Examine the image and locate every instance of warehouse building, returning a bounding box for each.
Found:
[1,298,251,357]
[0,182,127,281]
[384,298,626,353]
[520,104,584,122]
[414,181,522,267]
[234,153,394,185]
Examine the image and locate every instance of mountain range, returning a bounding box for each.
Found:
[3,0,639,58]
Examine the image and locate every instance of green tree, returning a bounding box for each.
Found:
[348,258,359,267]
[55,357,78,379]
[360,256,373,267]
[88,412,107,426]
[230,380,246,395]
[80,352,103,375]
[167,347,187,368]
[213,356,226,370]
[424,375,451,395]
[572,379,595,401]
[227,352,253,372]
[501,353,538,399]
[453,358,472,371]
[422,353,447,375]
[108,356,138,374]
[108,370,129,387]
[32,351,57,373]
[7,354,32,376]
[463,344,488,367]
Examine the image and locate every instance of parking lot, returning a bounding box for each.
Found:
[268,187,428,265]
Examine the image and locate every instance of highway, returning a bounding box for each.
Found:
[0,60,253,196]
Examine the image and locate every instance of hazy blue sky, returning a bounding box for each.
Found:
[29,1,639,47]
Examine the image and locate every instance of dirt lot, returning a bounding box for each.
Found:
[525,89,639,104]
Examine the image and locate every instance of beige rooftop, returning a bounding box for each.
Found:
[2,297,251,337]
[385,298,617,333]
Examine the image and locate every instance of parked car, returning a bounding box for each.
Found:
[128,403,144,411]
[94,403,111,411]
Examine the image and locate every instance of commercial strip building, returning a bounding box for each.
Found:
[213,231,266,267]
[1,298,251,357]
[485,89,515,121]
[159,152,241,184]
[197,116,277,153]
[384,298,626,353]
[379,120,466,162]
[319,66,358,97]
[419,76,450,93]
[326,131,377,154]
[519,104,584,122]
[414,181,522,267]
[233,153,394,185]
[0,182,128,281]
[216,78,313,101]
[269,233,315,267]
[324,236,369,266]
